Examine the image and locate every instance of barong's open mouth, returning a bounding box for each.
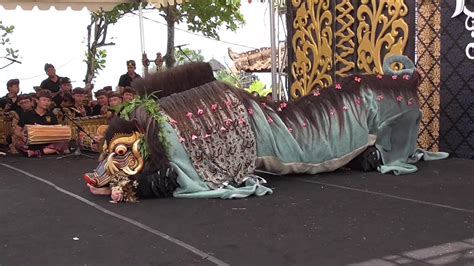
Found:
[84,132,144,187]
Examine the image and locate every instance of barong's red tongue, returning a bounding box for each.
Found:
[83,173,97,186]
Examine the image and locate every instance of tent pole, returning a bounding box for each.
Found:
[139,1,145,54]
[269,0,278,102]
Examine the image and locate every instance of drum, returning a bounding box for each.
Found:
[25,125,72,145]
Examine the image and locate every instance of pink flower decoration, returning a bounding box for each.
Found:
[407,98,414,106]
[288,128,293,133]
[376,74,383,79]
[211,103,219,112]
[186,112,194,119]
[225,100,233,108]
[280,102,288,109]
[376,95,384,101]
[342,106,348,111]
[197,108,204,115]
[330,109,336,116]
[313,91,321,97]
[220,126,227,132]
[225,119,233,127]
[396,95,404,102]
[179,136,186,143]
[169,118,178,125]
[267,117,274,123]
[239,117,246,125]
[335,83,342,90]
[204,134,211,139]
[354,76,362,83]
[302,122,308,128]
[248,108,254,115]
[403,74,410,80]
[191,135,198,141]
[392,75,398,80]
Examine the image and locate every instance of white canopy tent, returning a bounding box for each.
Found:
[1,0,281,96]
[0,0,188,60]
[0,0,186,11]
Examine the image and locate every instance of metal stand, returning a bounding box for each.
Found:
[57,111,97,160]
[57,136,95,160]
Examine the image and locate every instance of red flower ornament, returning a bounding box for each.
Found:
[186,112,194,119]
[354,76,362,83]
[211,103,219,112]
[335,83,342,90]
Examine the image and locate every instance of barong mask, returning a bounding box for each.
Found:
[84,131,144,187]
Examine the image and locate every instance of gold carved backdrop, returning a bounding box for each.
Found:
[289,0,415,99]
[415,0,441,152]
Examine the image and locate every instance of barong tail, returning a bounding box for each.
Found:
[85,60,448,201]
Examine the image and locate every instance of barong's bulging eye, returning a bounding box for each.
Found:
[115,145,128,156]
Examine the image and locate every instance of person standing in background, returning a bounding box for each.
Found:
[117,60,141,93]
[40,63,62,97]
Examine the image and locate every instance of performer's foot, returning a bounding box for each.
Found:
[27,150,42,158]
[345,146,382,172]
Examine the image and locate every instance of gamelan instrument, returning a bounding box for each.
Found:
[25,125,72,145]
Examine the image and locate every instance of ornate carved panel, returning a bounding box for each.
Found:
[289,0,413,99]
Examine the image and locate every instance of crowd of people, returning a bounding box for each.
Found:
[0,60,142,157]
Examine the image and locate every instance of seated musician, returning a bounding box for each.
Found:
[52,77,73,107]
[71,87,93,117]
[122,86,136,103]
[105,91,123,120]
[92,89,109,116]
[14,89,69,157]
[17,94,34,115]
[0,79,21,114]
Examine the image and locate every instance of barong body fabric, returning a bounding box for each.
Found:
[162,80,448,199]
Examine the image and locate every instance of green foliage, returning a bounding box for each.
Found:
[0,20,19,59]
[215,70,243,88]
[174,48,205,65]
[247,80,272,97]
[120,94,171,159]
[215,70,259,89]
[84,3,140,84]
[158,0,245,68]
[179,0,245,40]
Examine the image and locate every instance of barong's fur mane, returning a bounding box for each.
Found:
[157,71,420,140]
[269,72,421,135]
[132,62,215,98]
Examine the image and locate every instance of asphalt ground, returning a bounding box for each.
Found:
[0,154,473,265]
